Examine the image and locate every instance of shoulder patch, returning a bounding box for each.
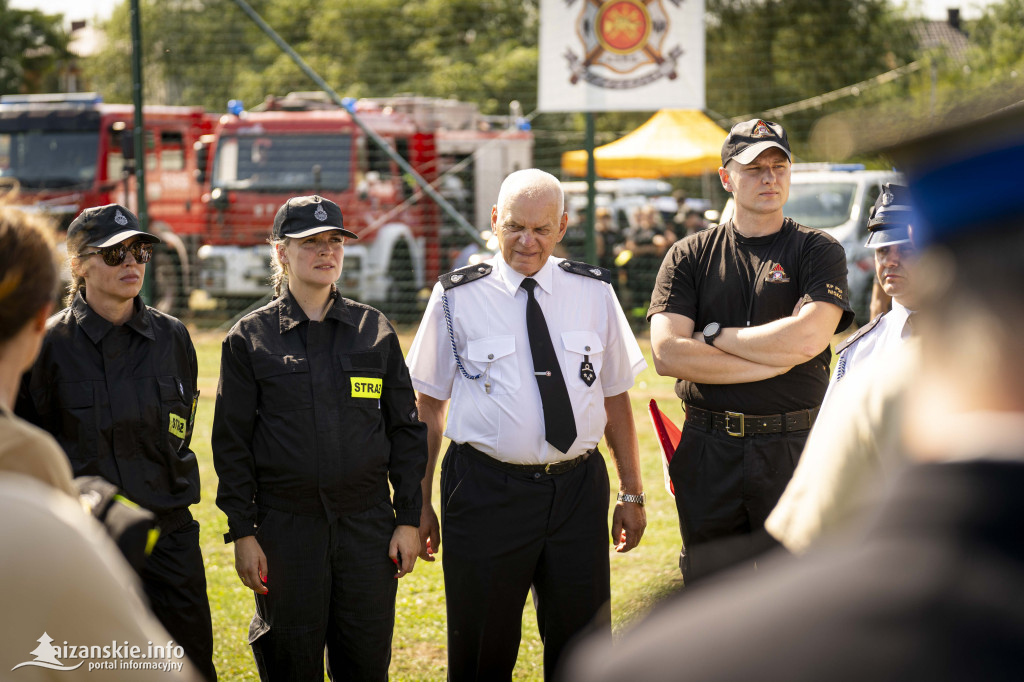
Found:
[558,259,612,283]
[836,312,885,354]
[440,263,492,290]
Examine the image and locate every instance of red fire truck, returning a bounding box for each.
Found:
[0,92,213,309]
[0,91,533,317]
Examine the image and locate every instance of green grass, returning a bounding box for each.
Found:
[190,328,686,681]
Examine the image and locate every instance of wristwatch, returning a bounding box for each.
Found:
[616,491,646,506]
[703,321,722,346]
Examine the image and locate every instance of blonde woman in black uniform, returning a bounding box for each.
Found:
[213,195,427,680]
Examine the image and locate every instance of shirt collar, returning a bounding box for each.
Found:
[493,253,558,297]
[72,290,155,344]
[277,286,355,334]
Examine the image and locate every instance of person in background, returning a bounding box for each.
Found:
[213,195,427,681]
[18,204,215,681]
[408,169,647,680]
[766,183,922,553]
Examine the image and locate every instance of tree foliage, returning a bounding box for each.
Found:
[0,0,70,95]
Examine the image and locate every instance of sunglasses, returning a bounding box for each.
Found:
[80,242,154,266]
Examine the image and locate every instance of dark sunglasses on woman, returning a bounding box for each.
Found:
[80,241,154,266]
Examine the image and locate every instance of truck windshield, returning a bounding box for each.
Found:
[212,133,353,192]
[784,182,857,230]
[0,131,99,189]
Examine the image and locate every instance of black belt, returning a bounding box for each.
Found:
[683,403,819,437]
[157,508,193,534]
[456,442,592,476]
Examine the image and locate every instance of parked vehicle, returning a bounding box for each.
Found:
[0,92,533,318]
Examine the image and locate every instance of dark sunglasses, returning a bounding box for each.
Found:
[80,242,154,266]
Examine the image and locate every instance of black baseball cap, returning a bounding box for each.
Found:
[66,204,161,253]
[721,119,792,166]
[272,195,358,240]
[865,183,914,249]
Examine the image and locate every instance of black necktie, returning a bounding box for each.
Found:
[521,278,577,454]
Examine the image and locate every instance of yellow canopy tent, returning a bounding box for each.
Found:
[561,109,728,179]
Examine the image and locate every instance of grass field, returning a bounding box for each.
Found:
[188,326,687,681]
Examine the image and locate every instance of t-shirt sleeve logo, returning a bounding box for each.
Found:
[826,282,845,299]
[351,377,383,398]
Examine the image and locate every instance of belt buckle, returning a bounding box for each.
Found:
[724,411,745,437]
[545,461,554,474]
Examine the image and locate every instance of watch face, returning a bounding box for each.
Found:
[704,322,720,337]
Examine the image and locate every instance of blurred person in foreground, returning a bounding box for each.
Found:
[0,206,75,496]
[648,119,853,584]
[766,183,922,553]
[17,204,215,680]
[408,169,647,680]
[561,102,1024,682]
[213,195,426,680]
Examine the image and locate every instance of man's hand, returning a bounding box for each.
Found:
[418,503,440,562]
[234,535,268,594]
[390,524,420,579]
[611,499,647,552]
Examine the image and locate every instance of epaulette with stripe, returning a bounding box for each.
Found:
[836,312,885,354]
[440,263,492,290]
[558,259,612,283]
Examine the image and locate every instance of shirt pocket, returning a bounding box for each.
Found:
[56,380,98,463]
[157,375,193,450]
[465,335,519,395]
[339,351,386,405]
[251,353,313,412]
[560,330,604,391]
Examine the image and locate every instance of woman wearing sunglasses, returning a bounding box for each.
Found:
[17,203,217,681]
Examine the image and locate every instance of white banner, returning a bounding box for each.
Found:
[538,0,705,112]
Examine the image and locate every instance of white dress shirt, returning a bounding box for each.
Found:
[823,299,914,408]
[407,254,646,464]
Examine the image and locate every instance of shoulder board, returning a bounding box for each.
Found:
[836,312,885,354]
[558,259,612,283]
[440,263,492,290]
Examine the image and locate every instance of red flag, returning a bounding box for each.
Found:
[648,399,682,497]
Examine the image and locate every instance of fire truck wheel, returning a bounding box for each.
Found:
[385,241,418,324]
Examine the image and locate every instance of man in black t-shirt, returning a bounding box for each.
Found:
[647,119,854,583]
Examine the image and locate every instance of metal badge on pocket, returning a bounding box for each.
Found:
[580,356,596,387]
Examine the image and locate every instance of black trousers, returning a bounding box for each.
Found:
[441,443,612,682]
[668,425,806,584]
[248,501,398,682]
[141,517,217,681]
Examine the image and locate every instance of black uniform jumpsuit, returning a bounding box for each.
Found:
[212,288,427,681]
[18,292,216,681]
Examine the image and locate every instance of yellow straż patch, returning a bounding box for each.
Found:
[169,413,187,438]
[351,377,383,398]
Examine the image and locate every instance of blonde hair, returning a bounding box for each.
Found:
[269,237,288,298]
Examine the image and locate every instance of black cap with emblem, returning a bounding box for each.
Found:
[66,203,161,254]
[865,183,914,249]
[272,195,358,240]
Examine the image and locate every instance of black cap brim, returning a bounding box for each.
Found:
[283,224,359,240]
[865,225,911,248]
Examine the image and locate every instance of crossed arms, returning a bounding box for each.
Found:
[650,298,844,384]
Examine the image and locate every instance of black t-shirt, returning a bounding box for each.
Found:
[647,218,854,414]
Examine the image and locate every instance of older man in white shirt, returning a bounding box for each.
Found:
[407,168,647,681]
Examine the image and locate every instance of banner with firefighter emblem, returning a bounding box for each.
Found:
[539,0,705,112]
